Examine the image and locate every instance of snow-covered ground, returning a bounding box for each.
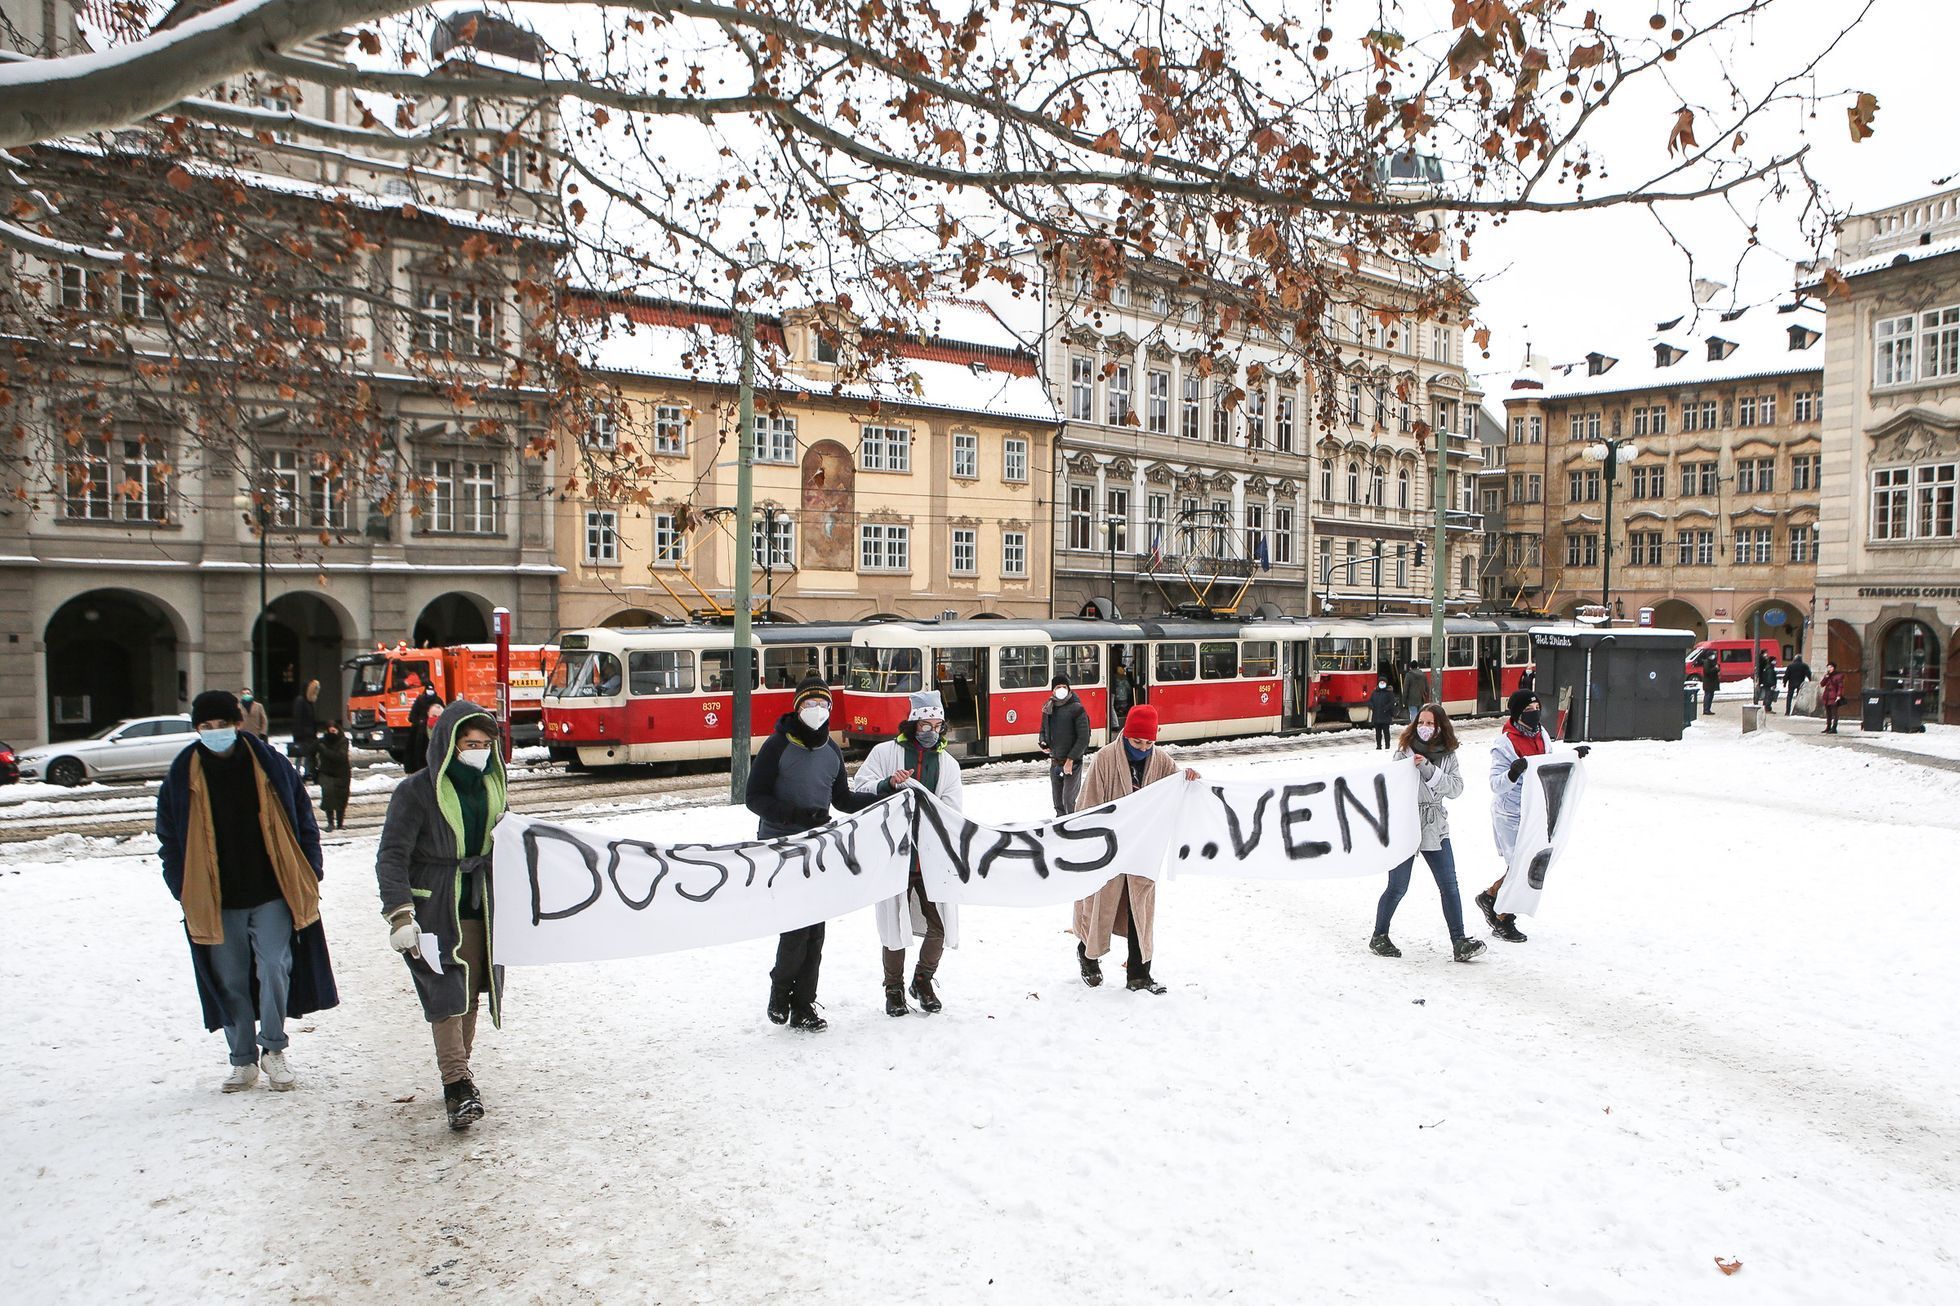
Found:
[2,724,1956,1304]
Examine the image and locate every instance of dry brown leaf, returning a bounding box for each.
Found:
[1848,92,1879,143]
[1667,107,1697,156]
[1714,1257,1742,1276]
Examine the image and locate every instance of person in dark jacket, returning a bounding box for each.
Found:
[291,679,321,780]
[1699,653,1722,714]
[746,676,881,1032]
[1367,678,1397,749]
[1819,662,1846,733]
[376,700,507,1130]
[1517,664,1536,694]
[1784,652,1812,714]
[315,721,352,830]
[1109,656,1135,731]
[1038,673,1091,816]
[156,690,337,1093]
[1756,651,1779,713]
[404,683,442,774]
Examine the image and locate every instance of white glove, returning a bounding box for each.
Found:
[390,922,420,954]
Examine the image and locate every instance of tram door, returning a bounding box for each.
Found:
[1476,635,1503,713]
[1107,643,1144,732]
[933,645,987,751]
[1284,640,1312,729]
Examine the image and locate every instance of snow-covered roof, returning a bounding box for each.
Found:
[1835,234,1960,281]
[1512,299,1825,404]
[576,300,1058,424]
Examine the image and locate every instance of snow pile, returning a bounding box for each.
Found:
[1,729,1955,1301]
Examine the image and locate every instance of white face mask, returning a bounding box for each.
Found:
[798,703,831,730]
[455,747,493,771]
[1416,724,1438,742]
[1053,687,1068,700]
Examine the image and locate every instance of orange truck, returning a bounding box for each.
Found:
[344,643,559,758]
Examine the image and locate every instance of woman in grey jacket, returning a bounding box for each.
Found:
[1369,704,1486,963]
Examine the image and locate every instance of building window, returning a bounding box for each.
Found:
[1210,381,1234,443]
[583,510,619,565]
[1369,462,1386,507]
[1567,470,1601,503]
[587,406,618,451]
[1347,381,1361,425]
[1628,530,1663,567]
[1916,463,1957,537]
[422,459,498,535]
[1067,484,1094,550]
[1209,497,1231,554]
[1630,465,1653,499]
[1246,388,1267,449]
[119,276,167,321]
[1145,493,1168,551]
[269,449,348,530]
[1527,415,1542,443]
[1003,437,1028,483]
[64,432,169,523]
[1675,528,1715,566]
[1872,467,1911,540]
[1274,504,1294,564]
[1346,462,1360,503]
[1431,326,1451,363]
[1111,280,1131,307]
[654,405,688,455]
[950,431,978,478]
[1681,461,1714,497]
[1105,487,1130,552]
[1108,364,1133,427]
[1631,405,1667,436]
[1922,306,1960,380]
[652,512,685,565]
[859,424,912,472]
[1069,354,1095,421]
[1564,533,1598,567]
[1318,535,1333,582]
[1734,526,1773,564]
[1738,395,1758,427]
[1788,524,1816,563]
[858,522,910,572]
[1179,373,1201,440]
[754,513,795,567]
[1397,467,1410,509]
[1526,474,1542,503]
[950,527,977,576]
[1275,394,1295,452]
[752,414,798,464]
[1395,550,1407,588]
[412,284,498,356]
[1243,502,1266,561]
[1876,313,1916,387]
[1794,390,1820,422]
[1792,453,1820,491]
[1320,458,1334,502]
[1002,530,1027,577]
[59,265,103,312]
[1736,457,1775,494]
[1177,495,1201,554]
[1146,369,1171,434]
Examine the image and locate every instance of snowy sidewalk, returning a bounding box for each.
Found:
[2,730,1957,1304]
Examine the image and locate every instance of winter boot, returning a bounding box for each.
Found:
[261,1049,296,1092]
[884,984,909,1017]
[1125,962,1167,995]
[1453,937,1488,962]
[1491,915,1528,943]
[1369,934,1402,958]
[767,983,792,1026]
[221,1061,260,1093]
[909,973,942,1014]
[444,1078,484,1131]
[1076,941,1103,988]
[790,1001,828,1032]
[1475,889,1503,932]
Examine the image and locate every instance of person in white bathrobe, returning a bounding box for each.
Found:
[852,690,962,1017]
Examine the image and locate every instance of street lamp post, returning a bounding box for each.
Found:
[761,503,778,620]
[1582,436,1641,617]
[1105,514,1126,616]
[729,307,757,805]
[233,490,270,698]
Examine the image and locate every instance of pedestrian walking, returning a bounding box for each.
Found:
[1369,704,1485,963]
[1109,657,1135,732]
[1038,673,1090,816]
[1820,662,1845,734]
[1517,664,1537,694]
[1401,660,1429,722]
[375,700,507,1130]
[315,720,351,830]
[745,676,880,1032]
[292,679,321,779]
[1368,678,1397,749]
[852,691,961,1017]
[1476,690,1586,943]
[1070,704,1200,995]
[1784,651,1812,714]
[1699,653,1721,714]
[404,683,442,774]
[239,690,269,738]
[1755,651,1778,714]
[155,690,338,1093]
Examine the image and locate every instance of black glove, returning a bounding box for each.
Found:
[1506,757,1527,783]
[801,807,832,828]
[1575,745,1591,759]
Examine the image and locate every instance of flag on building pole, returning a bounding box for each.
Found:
[1148,529,1163,569]
[1255,536,1271,571]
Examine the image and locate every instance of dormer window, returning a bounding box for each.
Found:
[1706,336,1737,361]
[815,331,838,364]
[1654,343,1686,368]
[1585,351,1617,377]
[1719,307,1748,323]
[1787,324,1821,351]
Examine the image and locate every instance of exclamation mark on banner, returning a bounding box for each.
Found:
[1526,762,1576,890]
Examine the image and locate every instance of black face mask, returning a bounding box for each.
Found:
[1519,708,1542,731]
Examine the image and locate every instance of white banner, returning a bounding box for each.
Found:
[1495,753,1589,919]
[492,755,1433,966]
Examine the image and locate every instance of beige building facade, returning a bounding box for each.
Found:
[556,298,1058,629]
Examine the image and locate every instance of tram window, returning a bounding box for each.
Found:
[1240,641,1278,677]
[1502,634,1530,666]
[1447,636,1475,669]
[763,645,819,689]
[822,646,848,686]
[1414,637,1431,667]
[1053,643,1100,686]
[549,650,622,698]
[700,650,761,692]
[1199,642,1239,680]
[1155,642,1197,682]
[627,650,693,696]
[998,644,1050,690]
[849,646,924,693]
[1312,637,1372,672]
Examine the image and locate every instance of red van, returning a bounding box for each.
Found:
[1686,640,1780,683]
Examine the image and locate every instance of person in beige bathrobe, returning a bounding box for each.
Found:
[1069,704,1199,994]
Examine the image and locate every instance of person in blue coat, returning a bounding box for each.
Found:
[156,690,338,1093]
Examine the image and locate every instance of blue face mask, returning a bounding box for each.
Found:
[1123,739,1152,761]
[198,727,238,753]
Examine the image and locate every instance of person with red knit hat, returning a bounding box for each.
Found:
[1067,703,1199,994]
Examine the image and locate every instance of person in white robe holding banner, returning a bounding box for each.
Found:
[1478,690,1586,943]
[852,691,962,1017]
[1070,704,1199,995]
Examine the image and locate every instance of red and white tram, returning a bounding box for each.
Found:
[541,623,855,766]
[1307,617,1535,722]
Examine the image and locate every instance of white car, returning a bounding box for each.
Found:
[16,716,199,787]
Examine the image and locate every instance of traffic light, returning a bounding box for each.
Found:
[1414,541,1426,566]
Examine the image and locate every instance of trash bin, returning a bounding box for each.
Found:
[1682,681,1699,726]
[1860,689,1889,732]
[1892,689,1925,733]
